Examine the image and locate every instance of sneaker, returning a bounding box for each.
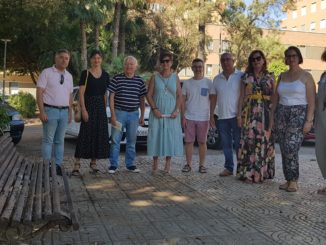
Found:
[108,166,117,174]
[56,165,62,176]
[126,166,140,173]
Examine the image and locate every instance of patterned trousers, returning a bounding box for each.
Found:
[275,104,307,181]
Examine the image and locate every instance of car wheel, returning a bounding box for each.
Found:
[207,127,221,150]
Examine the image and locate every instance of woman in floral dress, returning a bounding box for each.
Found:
[236,50,275,183]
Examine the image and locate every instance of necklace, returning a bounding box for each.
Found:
[160,73,172,94]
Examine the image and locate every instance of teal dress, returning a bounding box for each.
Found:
[147,73,183,157]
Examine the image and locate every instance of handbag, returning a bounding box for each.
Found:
[74,70,89,122]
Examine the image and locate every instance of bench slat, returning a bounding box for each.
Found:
[11,162,33,226]
[0,147,16,191]
[0,153,21,215]
[51,163,61,215]
[62,171,79,230]
[0,158,26,224]
[43,160,52,217]
[23,161,39,224]
[34,159,44,222]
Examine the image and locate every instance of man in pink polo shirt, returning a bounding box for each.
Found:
[36,49,73,175]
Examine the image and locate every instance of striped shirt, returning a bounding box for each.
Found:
[108,73,147,111]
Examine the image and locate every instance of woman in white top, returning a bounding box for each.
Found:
[270,46,316,192]
[316,49,326,194]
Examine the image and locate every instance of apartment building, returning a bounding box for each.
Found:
[281,0,326,33]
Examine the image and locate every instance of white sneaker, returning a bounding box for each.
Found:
[126,166,140,173]
[108,166,117,174]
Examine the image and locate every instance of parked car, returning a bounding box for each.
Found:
[65,87,150,144]
[0,98,24,144]
[303,126,315,143]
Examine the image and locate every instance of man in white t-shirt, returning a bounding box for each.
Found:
[210,53,243,177]
[181,58,215,173]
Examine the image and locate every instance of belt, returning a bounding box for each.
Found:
[115,107,138,112]
[44,103,69,109]
[248,93,271,101]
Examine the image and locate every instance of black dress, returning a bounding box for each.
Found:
[75,70,110,159]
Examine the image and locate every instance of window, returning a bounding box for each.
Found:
[292,10,297,19]
[206,64,212,76]
[321,19,326,29]
[292,26,297,31]
[221,40,230,53]
[9,82,19,95]
[310,21,316,31]
[301,6,306,16]
[311,2,316,13]
[207,41,214,51]
[322,0,326,9]
[300,24,305,31]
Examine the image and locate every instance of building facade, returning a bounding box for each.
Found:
[281,0,326,33]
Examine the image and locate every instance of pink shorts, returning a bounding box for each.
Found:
[184,120,209,144]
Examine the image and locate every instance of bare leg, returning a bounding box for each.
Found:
[198,143,207,167]
[152,156,159,175]
[185,142,194,168]
[164,156,171,173]
[73,158,81,171]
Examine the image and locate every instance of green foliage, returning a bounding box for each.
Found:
[8,92,37,118]
[219,0,294,69]
[106,56,124,76]
[0,108,10,135]
[268,59,287,79]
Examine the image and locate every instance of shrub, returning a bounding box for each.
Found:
[0,107,10,135]
[8,92,36,118]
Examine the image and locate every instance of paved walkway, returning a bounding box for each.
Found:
[25,150,326,245]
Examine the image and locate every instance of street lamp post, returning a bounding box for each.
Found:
[1,39,11,103]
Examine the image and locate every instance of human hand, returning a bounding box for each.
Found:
[209,116,216,128]
[153,109,162,118]
[182,117,187,129]
[303,121,313,134]
[139,116,144,126]
[39,112,48,123]
[237,117,242,128]
[82,110,89,122]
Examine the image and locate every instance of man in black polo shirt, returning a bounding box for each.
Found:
[108,56,147,173]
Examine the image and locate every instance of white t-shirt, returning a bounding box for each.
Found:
[212,69,242,120]
[182,77,214,121]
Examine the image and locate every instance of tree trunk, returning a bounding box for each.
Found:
[95,23,100,50]
[112,2,121,59]
[118,5,127,56]
[197,0,205,60]
[80,20,87,70]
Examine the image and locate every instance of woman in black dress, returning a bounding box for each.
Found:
[72,50,110,175]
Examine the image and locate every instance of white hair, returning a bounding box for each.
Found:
[124,56,138,66]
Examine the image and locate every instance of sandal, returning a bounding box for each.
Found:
[317,187,326,195]
[90,162,99,173]
[181,164,191,172]
[198,166,207,173]
[279,182,289,190]
[71,162,81,176]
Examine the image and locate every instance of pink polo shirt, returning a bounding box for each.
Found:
[37,66,73,107]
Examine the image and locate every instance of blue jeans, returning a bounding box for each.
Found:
[217,117,240,172]
[109,110,139,168]
[42,107,69,166]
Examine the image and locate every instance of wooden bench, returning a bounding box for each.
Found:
[0,133,79,242]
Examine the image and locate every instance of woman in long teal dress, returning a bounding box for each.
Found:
[147,52,183,174]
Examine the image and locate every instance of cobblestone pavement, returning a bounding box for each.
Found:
[21,147,325,245]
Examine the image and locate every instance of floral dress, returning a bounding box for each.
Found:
[236,72,275,182]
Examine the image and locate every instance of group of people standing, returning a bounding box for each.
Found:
[36,47,326,194]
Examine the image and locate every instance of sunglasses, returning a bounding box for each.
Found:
[251,56,262,62]
[160,59,170,64]
[60,74,64,85]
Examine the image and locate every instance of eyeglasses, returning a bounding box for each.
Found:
[160,59,170,64]
[251,56,262,62]
[286,54,298,59]
[60,74,64,85]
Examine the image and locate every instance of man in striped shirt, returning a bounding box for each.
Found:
[108,56,147,174]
